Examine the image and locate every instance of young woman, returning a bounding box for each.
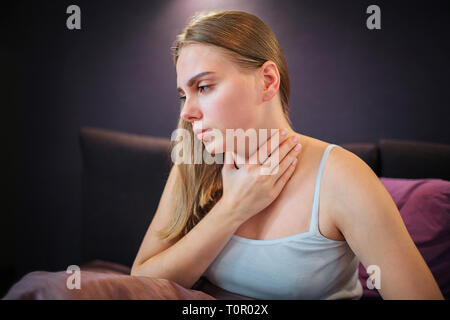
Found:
[131,10,443,300]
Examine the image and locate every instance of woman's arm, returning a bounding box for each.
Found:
[327,147,444,300]
[132,133,300,289]
[131,165,243,289]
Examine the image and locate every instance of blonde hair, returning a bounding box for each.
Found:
[155,10,292,242]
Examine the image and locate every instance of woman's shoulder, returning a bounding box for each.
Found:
[298,134,357,165]
[293,133,368,185]
[296,134,339,163]
[299,135,374,240]
[297,133,374,203]
[306,134,378,212]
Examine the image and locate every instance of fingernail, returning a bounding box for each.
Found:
[281,128,288,136]
[294,144,302,151]
[291,158,298,166]
[292,136,299,143]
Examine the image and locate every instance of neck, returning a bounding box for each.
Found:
[233,105,298,165]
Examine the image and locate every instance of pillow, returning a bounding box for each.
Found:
[358,177,450,299]
[2,260,215,300]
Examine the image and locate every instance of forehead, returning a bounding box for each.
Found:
[176,44,233,86]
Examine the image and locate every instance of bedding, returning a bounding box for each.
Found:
[2,260,215,300]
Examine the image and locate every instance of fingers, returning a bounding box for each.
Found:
[263,134,300,174]
[271,139,302,179]
[273,157,298,194]
[248,128,290,166]
[272,143,301,194]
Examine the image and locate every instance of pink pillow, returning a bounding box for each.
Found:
[3,260,216,300]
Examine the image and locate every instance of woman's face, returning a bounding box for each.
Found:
[176,43,262,155]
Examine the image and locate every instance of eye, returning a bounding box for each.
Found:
[179,96,186,101]
[198,85,210,93]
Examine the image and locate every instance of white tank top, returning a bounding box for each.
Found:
[203,144,364,299]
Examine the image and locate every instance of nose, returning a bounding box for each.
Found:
[180,97,202,123]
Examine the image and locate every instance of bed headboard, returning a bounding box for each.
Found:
[80,127,172,268]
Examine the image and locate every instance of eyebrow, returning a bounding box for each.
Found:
[177,71,215,94]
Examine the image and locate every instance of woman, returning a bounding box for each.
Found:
[131,10,443,300]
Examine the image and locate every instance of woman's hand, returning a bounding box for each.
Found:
[221,129,302,224]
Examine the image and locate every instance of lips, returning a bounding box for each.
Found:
[193,128,210,135]
[195,129,211,140]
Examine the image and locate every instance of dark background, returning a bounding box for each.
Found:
[2,0,449,297]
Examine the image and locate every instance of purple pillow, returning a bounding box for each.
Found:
[358,177,450,299]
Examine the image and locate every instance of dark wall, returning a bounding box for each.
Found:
[3,0,449,294]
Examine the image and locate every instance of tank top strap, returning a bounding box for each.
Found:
[308,144,341,236]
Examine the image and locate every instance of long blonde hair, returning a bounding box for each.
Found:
[155,10,292,242]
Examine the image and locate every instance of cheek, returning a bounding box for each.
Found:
[202,79,257,154]
[206,80,256,131]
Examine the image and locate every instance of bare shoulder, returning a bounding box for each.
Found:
[297,135,366,176]
[325,143,379,189]
[320,141,382,230]
[291,136,365,240]
[301,136,379,233]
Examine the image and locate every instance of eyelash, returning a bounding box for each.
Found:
[179,85,211,101]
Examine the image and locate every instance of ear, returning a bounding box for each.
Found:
[259,60,280,102]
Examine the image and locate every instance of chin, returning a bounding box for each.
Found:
[203,139,224,155]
